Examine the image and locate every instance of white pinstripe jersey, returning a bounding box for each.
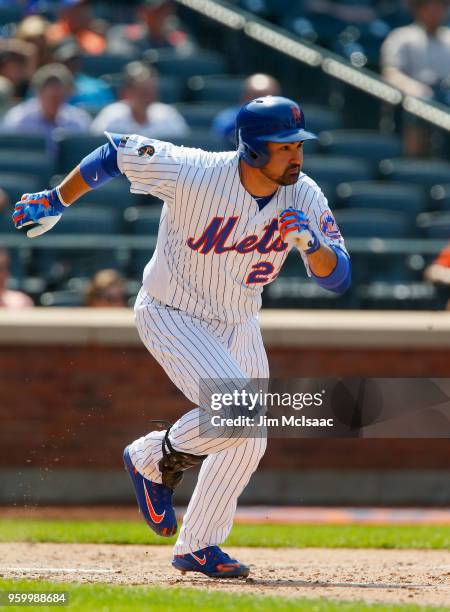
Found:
[117,134,347,324]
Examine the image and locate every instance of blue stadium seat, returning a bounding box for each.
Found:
[302,105,344,133]
[0,244,29,280]
[188,75,245,104]
[81,54,133,78]
[79,176,143,210]
[170,131,232,152]
[429,184,450,211]
[33,246,124,283]
[159,75,187,104]
[146,49,226,77]
[358,282,439,310]
[335,208,415,238]
[103,73,185,104]
[0,133,47,152]
[417,212,450,239]
[0,173,40,207]
[123,205,163,235]
[263,275,349,309]
[336,181,426,214]
[320,130,402,163]
[379,158,450,188]
[56,134,106,174]
[40,290,84,307]
[0,6,22,24]
[302,156,373,198]
[55,206,121,235]
[175,102,229,129]
[0,152,54,184]
[124,206,161,277]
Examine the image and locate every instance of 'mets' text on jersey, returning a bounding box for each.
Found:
[117,135,347,323]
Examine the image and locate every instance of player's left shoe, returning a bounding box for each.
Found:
[172,546,250,578]
[123,445,177,537]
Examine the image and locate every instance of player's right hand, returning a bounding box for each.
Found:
[12,189,66,238]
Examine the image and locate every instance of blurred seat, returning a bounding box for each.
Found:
[320,130,402,163]
[0,245,29,280]
[81,54,133,78]
[0,6,22,24]
[0,133,47,153]
[30,206,123,282]
[263,275,349,309]
[145,49,227,77]
[417,211,450,239]
[175,102,228,129]
[268,248,355,306]
[33,246,125,284]
[39,290,84,307]
[79,176,141,210]
[123,205,162,235]
[302,105,344,133]
[379,158,450,189]
[302,156,373,198]
[358,281,439,310]
[335,208,414,238]
[429,184,450,211]
[170,131,231,151]
[0,152,53,183]
[296,13,347,46]
[56,134,106,174]
[103,73,185,104]
[56,206,121,234]
[336,181,426,214]
[159,75,187,104]
[188,75,245,103]
[0,173,40,207]
[124,206,161,277]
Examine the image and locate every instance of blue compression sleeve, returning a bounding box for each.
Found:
[79,132,122,189]
[311,245,351,294]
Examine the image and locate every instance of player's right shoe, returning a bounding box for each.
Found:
[172,546,250,578]
[123,445,177,537]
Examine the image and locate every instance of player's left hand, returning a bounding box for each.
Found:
[279,208,320,254]
[12,189,65,238]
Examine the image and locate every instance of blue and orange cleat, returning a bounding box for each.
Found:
[123,445,177,537]
[172,546,250,578]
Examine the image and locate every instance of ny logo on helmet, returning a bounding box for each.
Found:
[291,105,302,125]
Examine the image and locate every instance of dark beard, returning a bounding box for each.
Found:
[261,165,300,186]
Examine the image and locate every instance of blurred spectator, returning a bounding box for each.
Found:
[54,42,115,109]
[107,0,193,56]
[2,63,91,153]
[0,249,34,309]
[84,269,127,307]
[47,0,106,56]
[15,15,52,68]
[91,61,188,138]
[0,39,36,100]
[381,0,450,155]
[212,73,281,143]
[424,244,450,309]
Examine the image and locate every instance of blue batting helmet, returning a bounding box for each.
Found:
[236,96,317,168]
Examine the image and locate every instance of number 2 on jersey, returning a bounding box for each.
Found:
[246,261,275,284]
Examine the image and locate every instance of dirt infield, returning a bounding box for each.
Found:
[0,543,449,607]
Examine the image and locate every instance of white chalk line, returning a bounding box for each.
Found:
[1,567,117,574]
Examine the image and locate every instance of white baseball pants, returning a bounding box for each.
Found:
[128,288,269,554]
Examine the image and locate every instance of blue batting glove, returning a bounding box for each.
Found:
[279,208,320,254]
[12,189,66,238]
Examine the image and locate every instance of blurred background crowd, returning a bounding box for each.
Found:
[0,0,449,310]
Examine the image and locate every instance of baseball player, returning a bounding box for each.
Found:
[12,96,351,578]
